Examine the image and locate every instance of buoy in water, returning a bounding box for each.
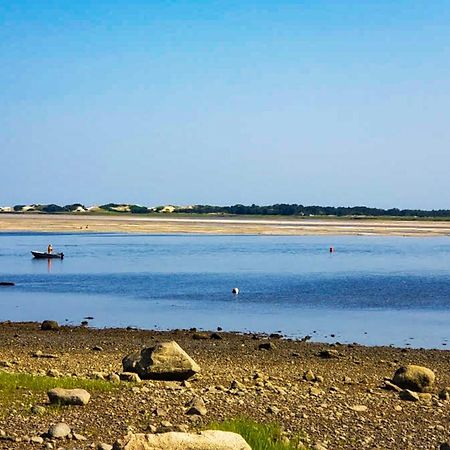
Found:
[232,288,239,295]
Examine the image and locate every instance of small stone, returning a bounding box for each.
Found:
[267,405,280,414]
[31,436,44,444]
[0,361,13,368]
[230,379,245,390]
[73,433,87,441]
[309,386,324,396]
[399,389,420,401]
[192,332,209,340]
[48,388,91,406]
[349,405,367,412]
[46,369,61,377]
[93,346,103,351]
[394,405,403,412]
[119,372,141,383]
[303,370,316,382]
[31,405,46,415]
[185,397,207,416]
[97,443,113,450]
[210,333,222,340]
[259,342,276,351]
[319,349,339,359]
[107,373,121,383]
[439,387,450,400]
[48,423,71,439]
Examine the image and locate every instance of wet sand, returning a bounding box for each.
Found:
[1,213,450,236]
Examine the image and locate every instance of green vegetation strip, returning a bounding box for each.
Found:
[0,371,114,393]
[210,418,308,450]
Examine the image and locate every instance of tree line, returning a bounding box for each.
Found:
[8,203,450,218]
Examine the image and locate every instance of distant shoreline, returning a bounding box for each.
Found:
[1,212,450,236]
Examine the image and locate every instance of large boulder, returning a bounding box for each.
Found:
[392,365,435,393]
[122,341,200,381]
[48,388,91,405]
[113,431,251,450]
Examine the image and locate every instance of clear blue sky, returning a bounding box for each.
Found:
[1,1,449,208]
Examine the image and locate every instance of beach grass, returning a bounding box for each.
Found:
[0,371,116,418]
[210,418,309,450]
[0,371,114,392]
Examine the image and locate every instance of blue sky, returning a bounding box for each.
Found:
[1,1,449,208]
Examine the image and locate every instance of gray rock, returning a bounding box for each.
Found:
[392,365,435,393]
[98,444,113,450]
[439,387,450,400]
[107,373,121,383]
[119,372,141,383]
[31,405,46,415]
[319,349,339,359]
[258,342,276,351]
[48,388,91,406]
[122,341,200,381]
[31,436,44,444]
[48,422,71,439]
[349,405,368,412]
[113,430,251,450]
[41,320,59,331]
[186,397,207,416]
[303,370,316,382]
[399,389,420,401]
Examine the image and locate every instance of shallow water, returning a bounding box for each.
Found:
[1,232,450,348]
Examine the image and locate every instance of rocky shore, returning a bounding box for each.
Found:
[0,322,450,449]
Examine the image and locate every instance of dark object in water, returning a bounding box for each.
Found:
[31,251,64,259]
[0,282,15,286]
[84,316,94,320]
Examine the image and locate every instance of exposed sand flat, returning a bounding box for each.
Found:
[1,213,450,236]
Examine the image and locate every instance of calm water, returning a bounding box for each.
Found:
[1,232,450,348]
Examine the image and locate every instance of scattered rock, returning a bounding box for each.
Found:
[258,342,276,351]
[186,397,207,416]
[31,405,46,415]
[93,345,104,351]
[399,389,420,401]
[32,350,58,358]
[303,369,316,382]
[107,373,121,383]
[319,349,339,359]
[47,422,71,439]
[192,332,209,340]
[30,436,44,444]
[349,405,368,412]
[392,365,435,392]
[113,430,251,450]
[98,443,113,450]
[439,387,450,400]
[210,333,223,340]
[41,320,59,331]
[48,388,91,406]
[120,372,141,383]
[122,341,201,381]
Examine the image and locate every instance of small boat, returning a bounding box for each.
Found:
[31,251,64,259]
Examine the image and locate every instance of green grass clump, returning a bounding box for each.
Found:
[0,371,114,393]
[210,418,308,450]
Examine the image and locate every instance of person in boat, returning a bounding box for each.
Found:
[47,244,53,254]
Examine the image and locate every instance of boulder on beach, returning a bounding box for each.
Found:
[122,341,200,381]
[392,365,435,393]
[47,387,91,406]
[113,430,251,450]
[41,320,59,331]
